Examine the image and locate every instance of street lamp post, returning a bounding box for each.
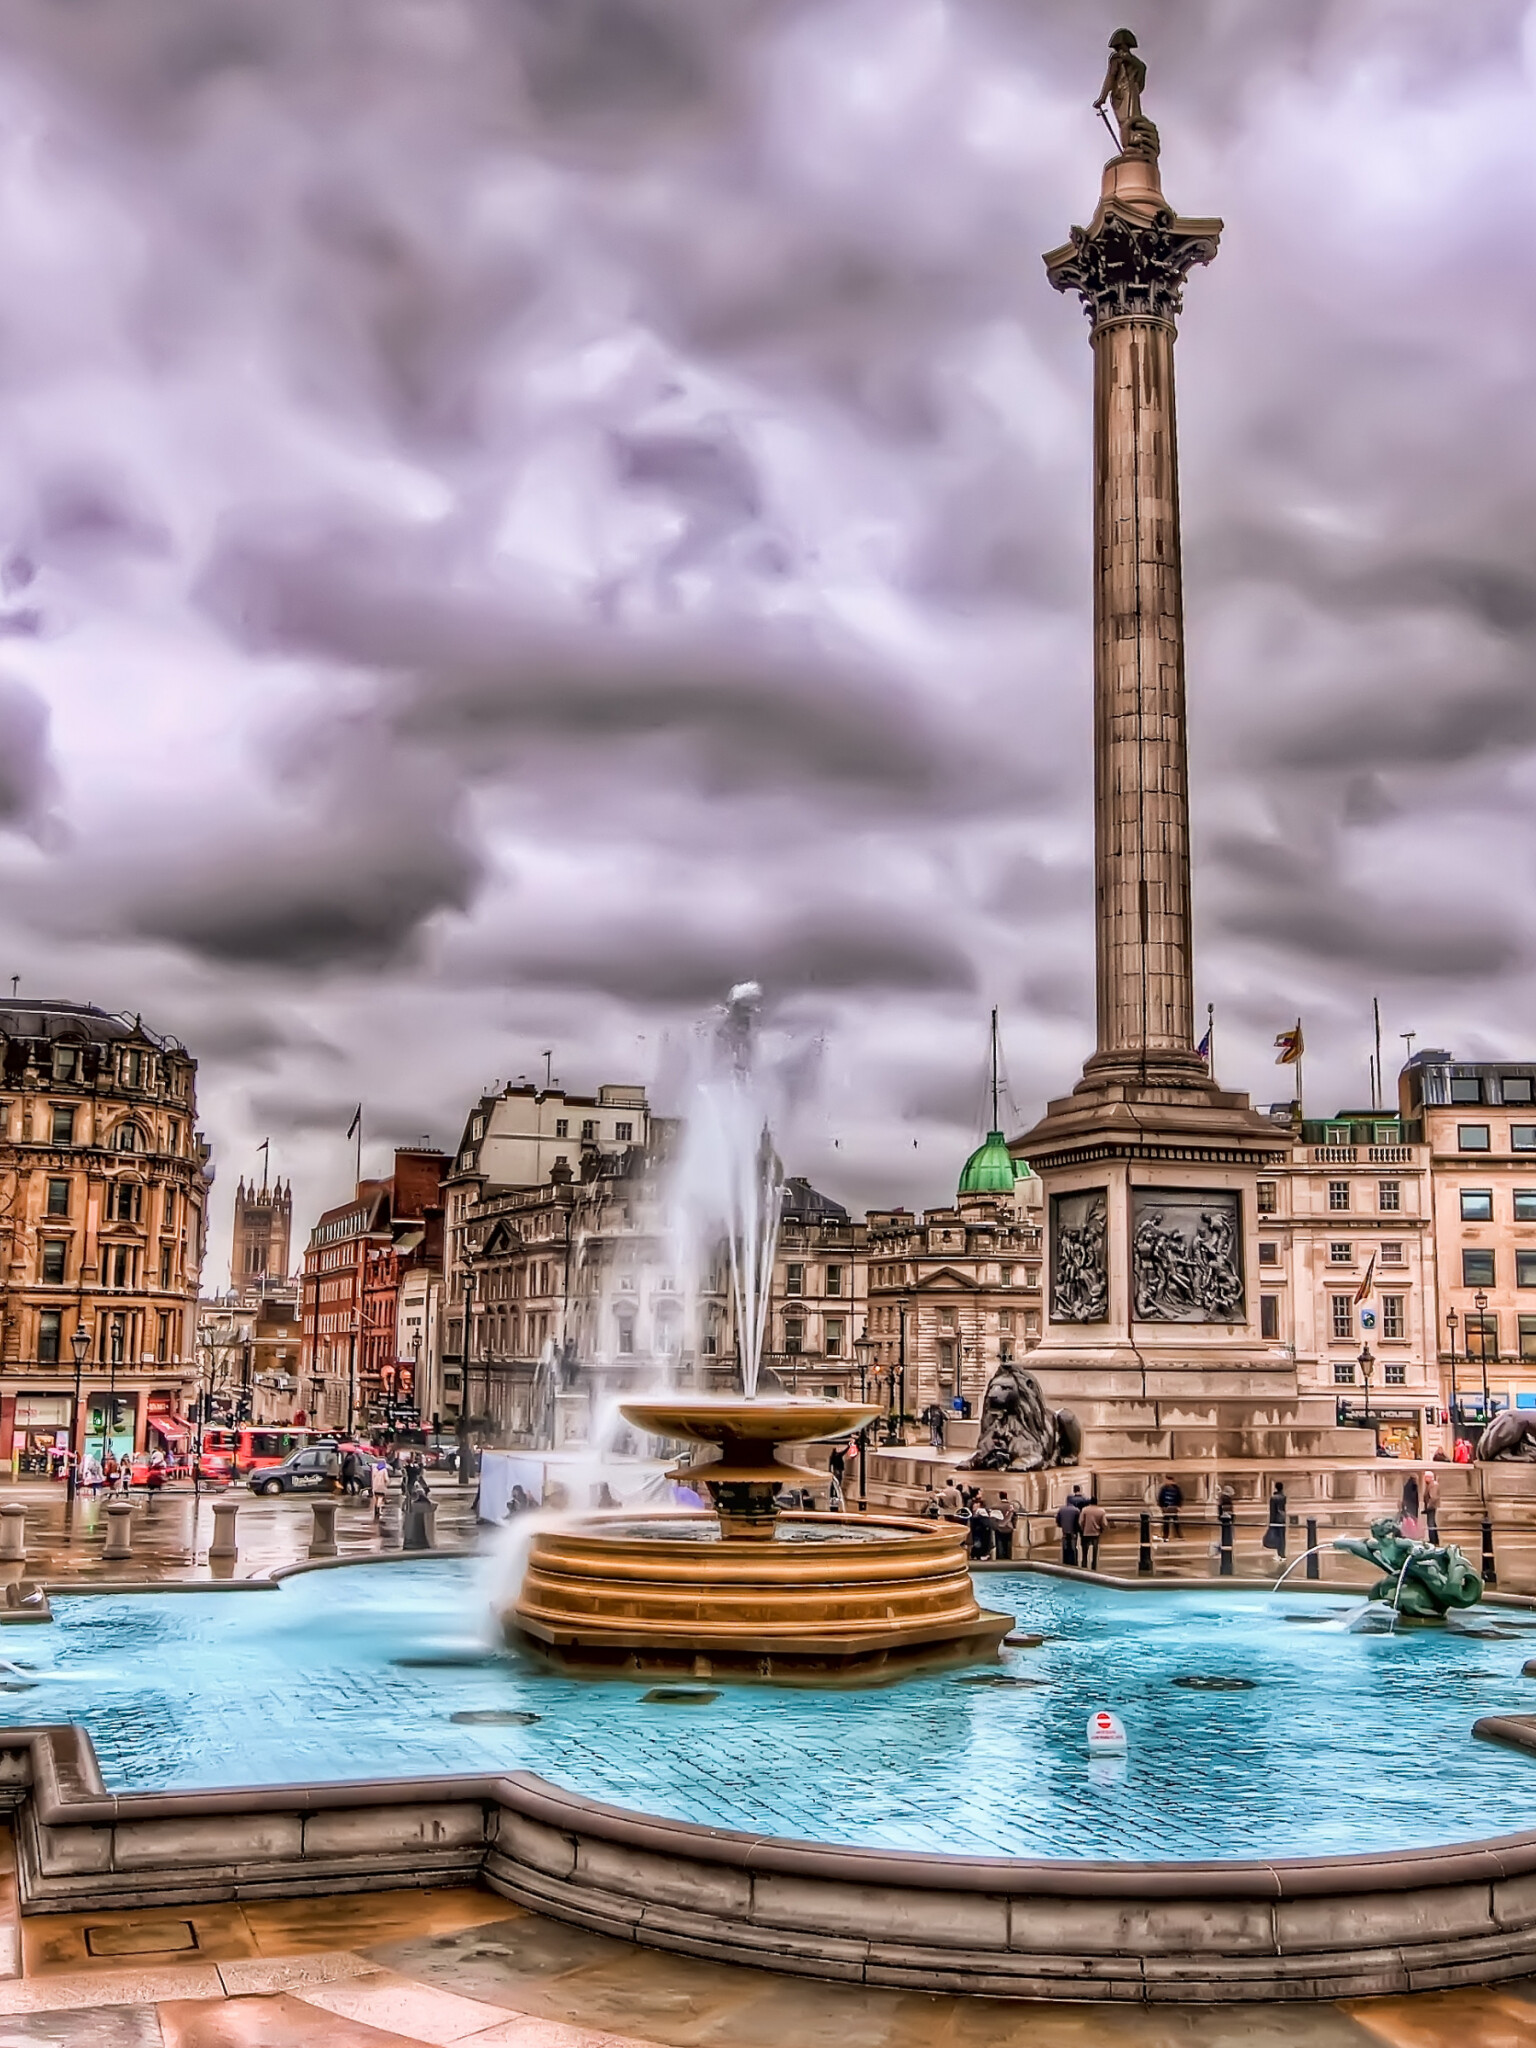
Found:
[1475,1286,1491,1422]
[66,1324,91,1505]
[1357,1343,1376,1454]
[1446,1308,1460,1442]
[853,1326,875,1405]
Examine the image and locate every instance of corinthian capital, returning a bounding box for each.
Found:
[1044,208,1221,329]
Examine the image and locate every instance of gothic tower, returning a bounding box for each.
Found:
[232,1174,292,1289]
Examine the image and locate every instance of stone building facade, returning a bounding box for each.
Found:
[763,1181,866,1402]
[1256,1107,1441,1462]
[0,1001,208,1472]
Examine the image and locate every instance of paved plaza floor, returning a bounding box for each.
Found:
[0,1856,1531,2047]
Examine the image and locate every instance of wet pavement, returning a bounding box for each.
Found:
[0,1478,485,1586]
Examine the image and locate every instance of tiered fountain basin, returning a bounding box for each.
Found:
[505,1396,1013,1682]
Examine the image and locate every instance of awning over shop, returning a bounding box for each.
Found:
[148,1417,190,1446]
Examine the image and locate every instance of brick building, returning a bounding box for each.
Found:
[299,1149,447,1434]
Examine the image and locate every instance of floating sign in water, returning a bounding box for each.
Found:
[1086,1708,1128,1752]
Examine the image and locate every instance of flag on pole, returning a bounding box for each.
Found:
[1274,1021,1304,1066]
[346,1105,362,1139]
[1353,1252,1377,1306]
[1196,1026,1212,1062]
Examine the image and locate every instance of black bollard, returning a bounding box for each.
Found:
[1138,1511,1153,1576]
[1218,1512,1234,1577]
[1482,1516,1498,1588]
[1305,1518,1319,1579]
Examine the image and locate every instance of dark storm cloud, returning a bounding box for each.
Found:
[0,0,1533,1258]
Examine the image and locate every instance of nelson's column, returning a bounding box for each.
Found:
[1014,33,1353,1484]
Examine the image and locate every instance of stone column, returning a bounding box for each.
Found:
[1045,153,1221,1094]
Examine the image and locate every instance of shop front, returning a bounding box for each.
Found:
[146,1395,191,1469]
[9,1394,73,1476]
[1334,1401,1428,1461]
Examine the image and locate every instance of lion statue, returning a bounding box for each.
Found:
[961,1360,1080,1473]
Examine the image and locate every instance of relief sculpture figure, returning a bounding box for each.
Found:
[1052,1193,1108,1322]
[1131,1193,1244,1323]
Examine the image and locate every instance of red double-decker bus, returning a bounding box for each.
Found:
[195,1426,316,1481]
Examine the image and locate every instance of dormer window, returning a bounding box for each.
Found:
[51,1045,78,1082]
[114,1122,143,1153]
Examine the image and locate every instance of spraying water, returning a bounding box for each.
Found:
[667,983,788,1398]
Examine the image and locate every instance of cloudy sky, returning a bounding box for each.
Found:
[0,0,1530,1281]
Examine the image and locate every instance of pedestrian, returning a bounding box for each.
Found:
[370,1458,389,1523]
[1077,1497,1107,1572]
[79,1451,102,1496]
[1399,1472,1422,1540]
[921,1493,942,1520]
[1157,1475,1184,1541]
[937,1482,963,1518]
[102,1451,119,1493]
[969,1501,994,1561]
[828,1443,846,1490]
[993,1495,1017,1562]
[1263,1481,1288,1563]
[1453,1436,1473,1464]
[1421,1466,1440,1543]
[927,1405,946,1452]
[146,1448,166,1501]
[1055,1491,1083,1568]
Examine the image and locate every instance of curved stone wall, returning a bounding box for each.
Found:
[3,1721,1536,2001]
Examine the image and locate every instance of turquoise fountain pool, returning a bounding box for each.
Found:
[14,1559,1536,1862]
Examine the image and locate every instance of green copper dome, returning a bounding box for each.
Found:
[958,1130,1031,1196]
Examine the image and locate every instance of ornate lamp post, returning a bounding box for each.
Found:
[1357,1343,1376,1454]
[1446,1308,1460,1441]
[853,1326,875,1405]
[66,1323,91,1504]
[1475,1286,1492,1422]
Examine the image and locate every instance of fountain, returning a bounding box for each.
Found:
[502,986,1012,1682]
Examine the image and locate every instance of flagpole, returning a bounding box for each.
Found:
[356,1108,363,1189]
[1207,1002,1215,1085]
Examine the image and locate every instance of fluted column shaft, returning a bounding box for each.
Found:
[1090,312,1193,1064]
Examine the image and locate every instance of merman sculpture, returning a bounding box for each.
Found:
[1333,1519,1483,1622]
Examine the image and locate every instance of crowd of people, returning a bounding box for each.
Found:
[921,1482,1019,1560]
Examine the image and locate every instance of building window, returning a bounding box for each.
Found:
[1328,1181,1349,1211]
[1516,1192,1536,1221]
[36,1311,60,1364]
[156,1312,171,1362]
[784,1319,804,1356]
[1451,1077,1483,1104]
[786,1263,804,1297]
[1518,1252,1536,1289]
[160,1244,173,1287]
[999,1309,1014,1332]
[1331,1295,1353,1340]
[1461,1189,1494,1221]
[1329,1241,1352,1264]
[1521,1316,1536,1363]
[1258,1243,1279,1266]
[1463,1249,1496,1287]
[1459,1125,1491,1151]
[1514,1126,1536,1152]
[938,1340,955,1380]
[114,1122,142,1153]
[1257,1181,1277,1215]
[123,1049,143,1088]
[1467,1313,1498,1361]
[615,1317,634,1356]
[825,1317,844,1358]
[1384,1362,1406,1386]
[826,1265,843,1298]
[581,1120,597,1141]
[1382,1295,1405,1340]
[1024,1311,1040,1335]
[1378,1181,1400,1212]
[1260,1295,1279,1339]
[615,1122,633,1142]
[51,1045,78,1082]
[554,1119,568,1139]
[50,1106,76,1147]
[999,1264,1014,1284]
[39,1241,66,1284]
[939,1305,956,1329]
[45,1178,69,1217]
[1333,1358,1355,1384]
[1504,1077,1535,1104]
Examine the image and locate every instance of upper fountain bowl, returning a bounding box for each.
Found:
[619,1394,879,1449]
